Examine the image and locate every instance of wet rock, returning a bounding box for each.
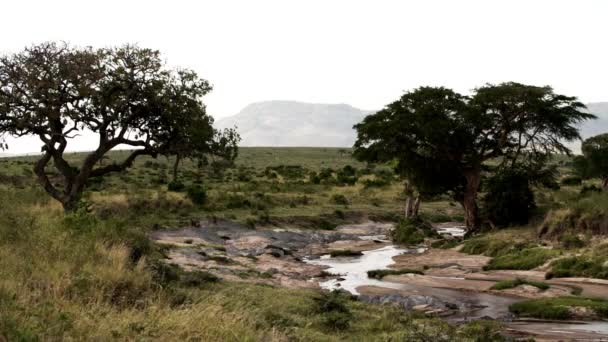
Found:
[266,248,285,258]
[359,294,457,313]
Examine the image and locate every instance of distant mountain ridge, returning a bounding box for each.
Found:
[216,101,374,147]
[217,100,608,148]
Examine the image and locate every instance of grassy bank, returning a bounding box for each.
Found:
[0,148,512,341]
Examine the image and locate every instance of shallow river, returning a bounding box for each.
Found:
[304,237,608,338]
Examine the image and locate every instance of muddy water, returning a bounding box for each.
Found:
[304,245,518,319]
[304,246,422,295]
[304,237,608,338]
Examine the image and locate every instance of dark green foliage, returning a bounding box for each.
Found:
[265,165,306,180]
[509,297,608,320]
[574,133,608,189]
[330,194,349,205]
[168,181,185,192]
[367,269,423,279]
[482,168,536,227]
[0,43,239,212]
[186,185,207,205]
[490,278,549,291]
[561,176,582,186]
[391,219,427,245]
[336,165,358,186]
[354,83,594,231]
[313,291,354,330]
[179,271,220,287]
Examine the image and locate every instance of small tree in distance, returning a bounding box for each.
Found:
[0,42,239,212]
[574,133,608,190]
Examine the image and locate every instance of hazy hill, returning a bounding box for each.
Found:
[216,101,373,147]
[217,101,608,149]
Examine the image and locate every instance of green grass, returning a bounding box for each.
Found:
[367,269,424,279]
[484,247,561,271]
[547,256,608,279]
[490,278,550,291]
[509,296,608,320]
[0,184,497,341]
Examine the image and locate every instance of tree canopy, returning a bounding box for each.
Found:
[0,42,239,211]
[574,133,608,190]
[354,82,594,231]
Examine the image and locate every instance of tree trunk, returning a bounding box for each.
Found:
[62,196,81,213]
[412,196,421,217]
[462,169,482,232]
[172,154,181,183]
[404,182,415,219]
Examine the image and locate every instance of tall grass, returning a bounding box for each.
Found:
[0,185,495,340]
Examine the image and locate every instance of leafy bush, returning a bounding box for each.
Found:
[391,219,426,245]
[167,180,185,192]
[314,290,354,330]
[336,165,358,186]
[186,185,207,205]
[482,169,535,227]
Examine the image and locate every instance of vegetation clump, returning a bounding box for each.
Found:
[509,296,608,320]
[490,278,550,291]
[484,247,560,271]
[547,256,608,279]
[367,269,423,279]
[329,250,363,257]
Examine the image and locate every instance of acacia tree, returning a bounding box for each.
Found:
[354,83,593,232]
[154,74,239,183]
[574,133,608,190]
[0,42,237,211]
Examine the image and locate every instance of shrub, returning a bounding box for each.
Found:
[482,169,535,227]
[167,180,185,192]
[367,269,423,279]
[331,194,349,205]
[391,219,426,245]
[336,165,358,186]
[314,290,354,330]
[186,185,207,205]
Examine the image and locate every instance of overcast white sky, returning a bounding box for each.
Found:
[1,0,607,153]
